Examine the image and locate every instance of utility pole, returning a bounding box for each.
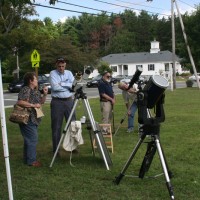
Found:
[12,47,19,80]
[171,0,176,90]
[174,0,200,89]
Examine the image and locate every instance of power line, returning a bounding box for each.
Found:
[178,0,197,9]
[57,0,166,16]
[32,1,170,18]
[32,0,198,20]
[57,0,118,15]
[114,0,164,11]
[32,3,99,15]
[92,0,170,16]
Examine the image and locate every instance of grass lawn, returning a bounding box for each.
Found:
[1,88,200,200]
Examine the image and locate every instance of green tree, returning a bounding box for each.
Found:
[182,6,200,71]
[39,34,98,74]
[98,61,112,75]
[0,0,36,34]
[105,29,137,54]
[60,16,80,46]
[136,10,155,51]
[155,16,172,50]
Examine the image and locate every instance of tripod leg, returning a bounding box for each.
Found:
[49,99,79,167]
[114,133,146,184]
[88,128,96,156]
[159,141,173,179]
[80,100,96,156]
[83,98,112,170]
[155,137,175,200]
[113,112,128,136]
[114,99,135,136]
[139,141,157,179]
[112,105,115,134]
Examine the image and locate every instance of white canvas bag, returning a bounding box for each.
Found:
[63,121,84,152]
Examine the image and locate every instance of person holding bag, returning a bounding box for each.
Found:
[17,72,48,167]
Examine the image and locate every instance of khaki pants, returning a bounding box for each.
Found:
[100,101,113,133]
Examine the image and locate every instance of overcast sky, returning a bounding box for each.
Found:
[30,0,200,22]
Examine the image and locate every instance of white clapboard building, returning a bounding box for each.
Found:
[101,40,183,80]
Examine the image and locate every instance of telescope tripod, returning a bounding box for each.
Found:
[49,86,112,170]
[114,120,174,200]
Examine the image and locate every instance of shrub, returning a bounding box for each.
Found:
[186,79,194,87]
[2,75,14,83]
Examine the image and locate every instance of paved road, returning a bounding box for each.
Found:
[3,81,190,108]
[3,85,122,108]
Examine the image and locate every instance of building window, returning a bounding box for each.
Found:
[148,64,155,71]
[123,65,128,70]
[111,66,117,72]
[136,65,143,70]
[165,63,169,71]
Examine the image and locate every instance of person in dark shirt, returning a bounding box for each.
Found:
[98,71,115,134]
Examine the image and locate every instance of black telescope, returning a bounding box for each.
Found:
[128,67,143,90]
[143,75,169,109]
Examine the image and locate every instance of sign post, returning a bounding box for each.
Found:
[31,49,40,79]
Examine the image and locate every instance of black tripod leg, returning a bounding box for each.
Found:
[139,141,157,179]
[87,122,96,156]
[49,99,79,167]
[81,100,96,156]
[155,137,175,200]
[114,133,146,184]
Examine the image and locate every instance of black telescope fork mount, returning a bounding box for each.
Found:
[49,86,112,170]
[113,89,175,200]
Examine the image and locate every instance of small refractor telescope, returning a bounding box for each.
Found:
[72,68,92,92]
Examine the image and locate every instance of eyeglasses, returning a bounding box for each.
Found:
[106,76,111,78]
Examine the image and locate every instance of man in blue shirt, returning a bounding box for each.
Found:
[98,71,115,134]
[49,58,75,153]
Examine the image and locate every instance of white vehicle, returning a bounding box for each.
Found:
[120,76,145,84]
[189,73,200,81]
[120,76,132,84]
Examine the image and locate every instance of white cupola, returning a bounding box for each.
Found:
[150,40,160,53]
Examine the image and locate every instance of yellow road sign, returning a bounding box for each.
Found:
[32,62,39,68]
[31,49,40,62]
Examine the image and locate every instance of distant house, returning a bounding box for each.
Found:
[101,40,184,80]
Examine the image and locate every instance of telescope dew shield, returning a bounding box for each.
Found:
[144,75,169,109]
[128,67,143,90]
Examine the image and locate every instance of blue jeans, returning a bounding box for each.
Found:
[128,102,137,129]
[19,121,38,165]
